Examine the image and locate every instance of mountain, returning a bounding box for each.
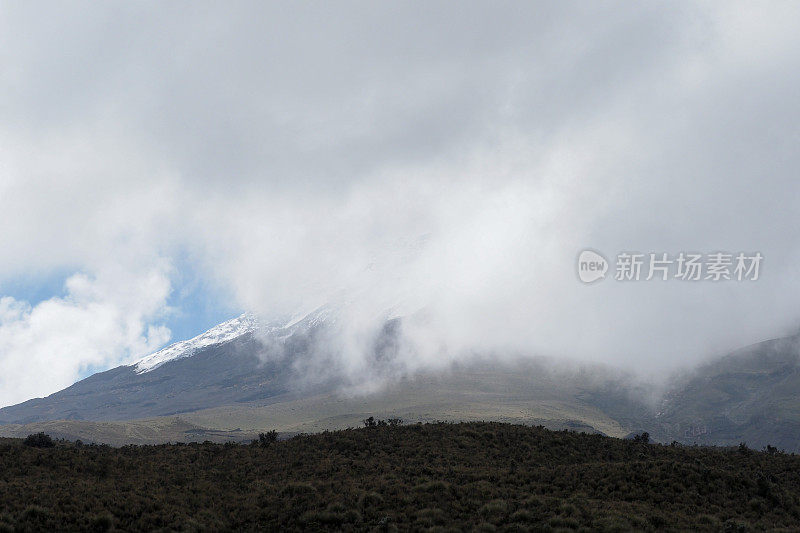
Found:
[654,334,800,451]
[0,309,653,443]
[2,310,800,450]
[0,309,337,425]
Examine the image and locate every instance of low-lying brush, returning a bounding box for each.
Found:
[0,422,797,531]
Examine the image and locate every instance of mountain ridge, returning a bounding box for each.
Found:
[2,313,800,449]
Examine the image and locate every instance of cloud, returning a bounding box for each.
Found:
[0,267,171,407]
[2,2,800,404]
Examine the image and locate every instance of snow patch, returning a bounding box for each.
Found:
[133,313,258,373]
[131,306,339,374]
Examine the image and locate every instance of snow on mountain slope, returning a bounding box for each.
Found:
[133,313,259,373]
[131,305,339,374]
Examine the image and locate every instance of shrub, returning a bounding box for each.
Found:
[257,430,278,446]
[415,508,447,526]
[413,480,450,493]
[510,509,535,523]
[23,432,55,448]
[479,500,508,517]
[765,444,779,455]
[739,442,751,455]
[89,512,114,532]
[723,518,750,532]
[2,421,800,530]
[16,505,53,529]
[359,491,384,508]
[299,510,344,526]
[0,513,14,533]
[280,482,316,496]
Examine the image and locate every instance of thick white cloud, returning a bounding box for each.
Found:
[0,267,171,407]
[1,1,800,405]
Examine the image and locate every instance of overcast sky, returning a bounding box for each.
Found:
[1,1,800,407]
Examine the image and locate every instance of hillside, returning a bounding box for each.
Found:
[656,335,800,451]
[0,356,651,444]
[1,422,799,531]
[0,317,310,424]
[0,311,653,443]
[2,311,800,451]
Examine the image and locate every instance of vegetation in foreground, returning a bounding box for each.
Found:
[0,422,799,532]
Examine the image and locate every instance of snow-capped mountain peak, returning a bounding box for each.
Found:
[133,313,259,373]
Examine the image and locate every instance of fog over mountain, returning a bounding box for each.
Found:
[2,2,800,408]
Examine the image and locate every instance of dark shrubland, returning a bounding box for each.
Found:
[22,432,55,448]
[0,422,798,531]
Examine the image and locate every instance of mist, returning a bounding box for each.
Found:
[2,1,800,406]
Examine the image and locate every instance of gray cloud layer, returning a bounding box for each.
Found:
[1,2,800,405]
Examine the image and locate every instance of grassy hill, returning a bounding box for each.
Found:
[1,422,800,531]
[655,335,800,450]
[179,364,644,439]
[0,416,257,446]
[0,360,651,445]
